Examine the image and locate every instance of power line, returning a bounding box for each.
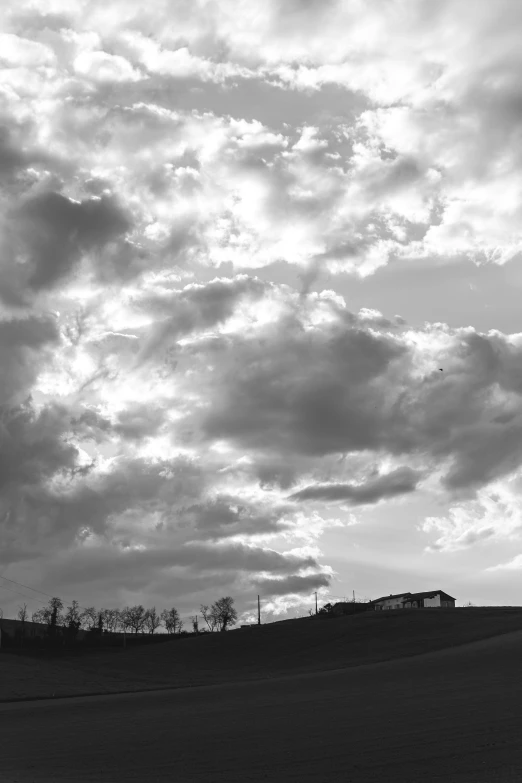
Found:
[0,582,49,605]
[0,574,95,617]
[0,574,56,600]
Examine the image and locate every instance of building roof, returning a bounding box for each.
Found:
[402,590,456,602]
[370,592,412,604]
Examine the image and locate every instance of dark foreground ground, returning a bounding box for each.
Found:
[3,628,522,783]
[4,608,522,702]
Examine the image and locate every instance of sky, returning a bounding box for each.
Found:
[2,0,522,625]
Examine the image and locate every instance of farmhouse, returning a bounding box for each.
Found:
[401,590,456,608]
[371,592,412,610]
[370,590,456,610]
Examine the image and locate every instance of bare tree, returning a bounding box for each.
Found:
[103,608,121,632]
[41,597,64,638]
[200,604,218,632]
[160,607,181,634]
[64,600,82,626]
[144,606,162,634]
[80,606,98,630]
[63,600,82,641]
[118,607,132,633]
[212,597,238,632]
[124,605,146,634]
[31,597,64,635]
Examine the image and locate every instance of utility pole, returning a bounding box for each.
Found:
[315,592,318,615]
[257,595,261,625]
[353,590,355,603]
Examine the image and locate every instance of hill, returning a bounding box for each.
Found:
[3,606,522,702]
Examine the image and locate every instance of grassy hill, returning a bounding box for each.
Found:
[3,607,522,702]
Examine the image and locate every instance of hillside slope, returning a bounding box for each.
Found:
[3,607,522,702]
[4,624,522,782]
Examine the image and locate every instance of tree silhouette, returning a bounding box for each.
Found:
[200,604,218,632]
[123,605,146,634]
[64,600,82,626]
[161,607,182,634]
[144,606,162,634]
[212,597,238,632]
[80,606,98,630]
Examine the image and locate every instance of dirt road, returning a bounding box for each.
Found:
[2,631,522,782]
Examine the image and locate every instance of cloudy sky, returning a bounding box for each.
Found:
[2,0,522,624]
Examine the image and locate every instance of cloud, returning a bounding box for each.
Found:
[0,402,78,494]
[0,315,60,405]
[181,494,295,541]
[3,0,522,617]
[1,191,131,304]
[3,0,522,283]
[47,539,322,584]
[179,290,522,495]
[485,554,522,572]
[73,50,143,82]
[290,466,422,504]
[252,572,331,596]
[421,476,522,552]
[133,275,269,366]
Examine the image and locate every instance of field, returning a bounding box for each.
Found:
[2,606,522,702]
[3,609,522,782]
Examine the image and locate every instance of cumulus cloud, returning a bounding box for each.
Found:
[1,191,131,305]
[178,291,522,498]
[2,0,522,618]
[421,475,522,553]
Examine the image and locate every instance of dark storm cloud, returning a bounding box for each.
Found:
[0,455,207,564]
[289,466,422,504]
[0,124,26,178]
[0,402,78,493]
[182,494,294,540]
[2,191,131,302]
[0,315,60,405]
[198,309,408,457]
[253,572,331,596]
[45,540,322,587]
[185,303,522,494]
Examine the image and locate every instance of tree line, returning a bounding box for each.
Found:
[14,595,238,638]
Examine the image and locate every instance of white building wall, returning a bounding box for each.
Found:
[424,595,441,607]
[376,596,407,610]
